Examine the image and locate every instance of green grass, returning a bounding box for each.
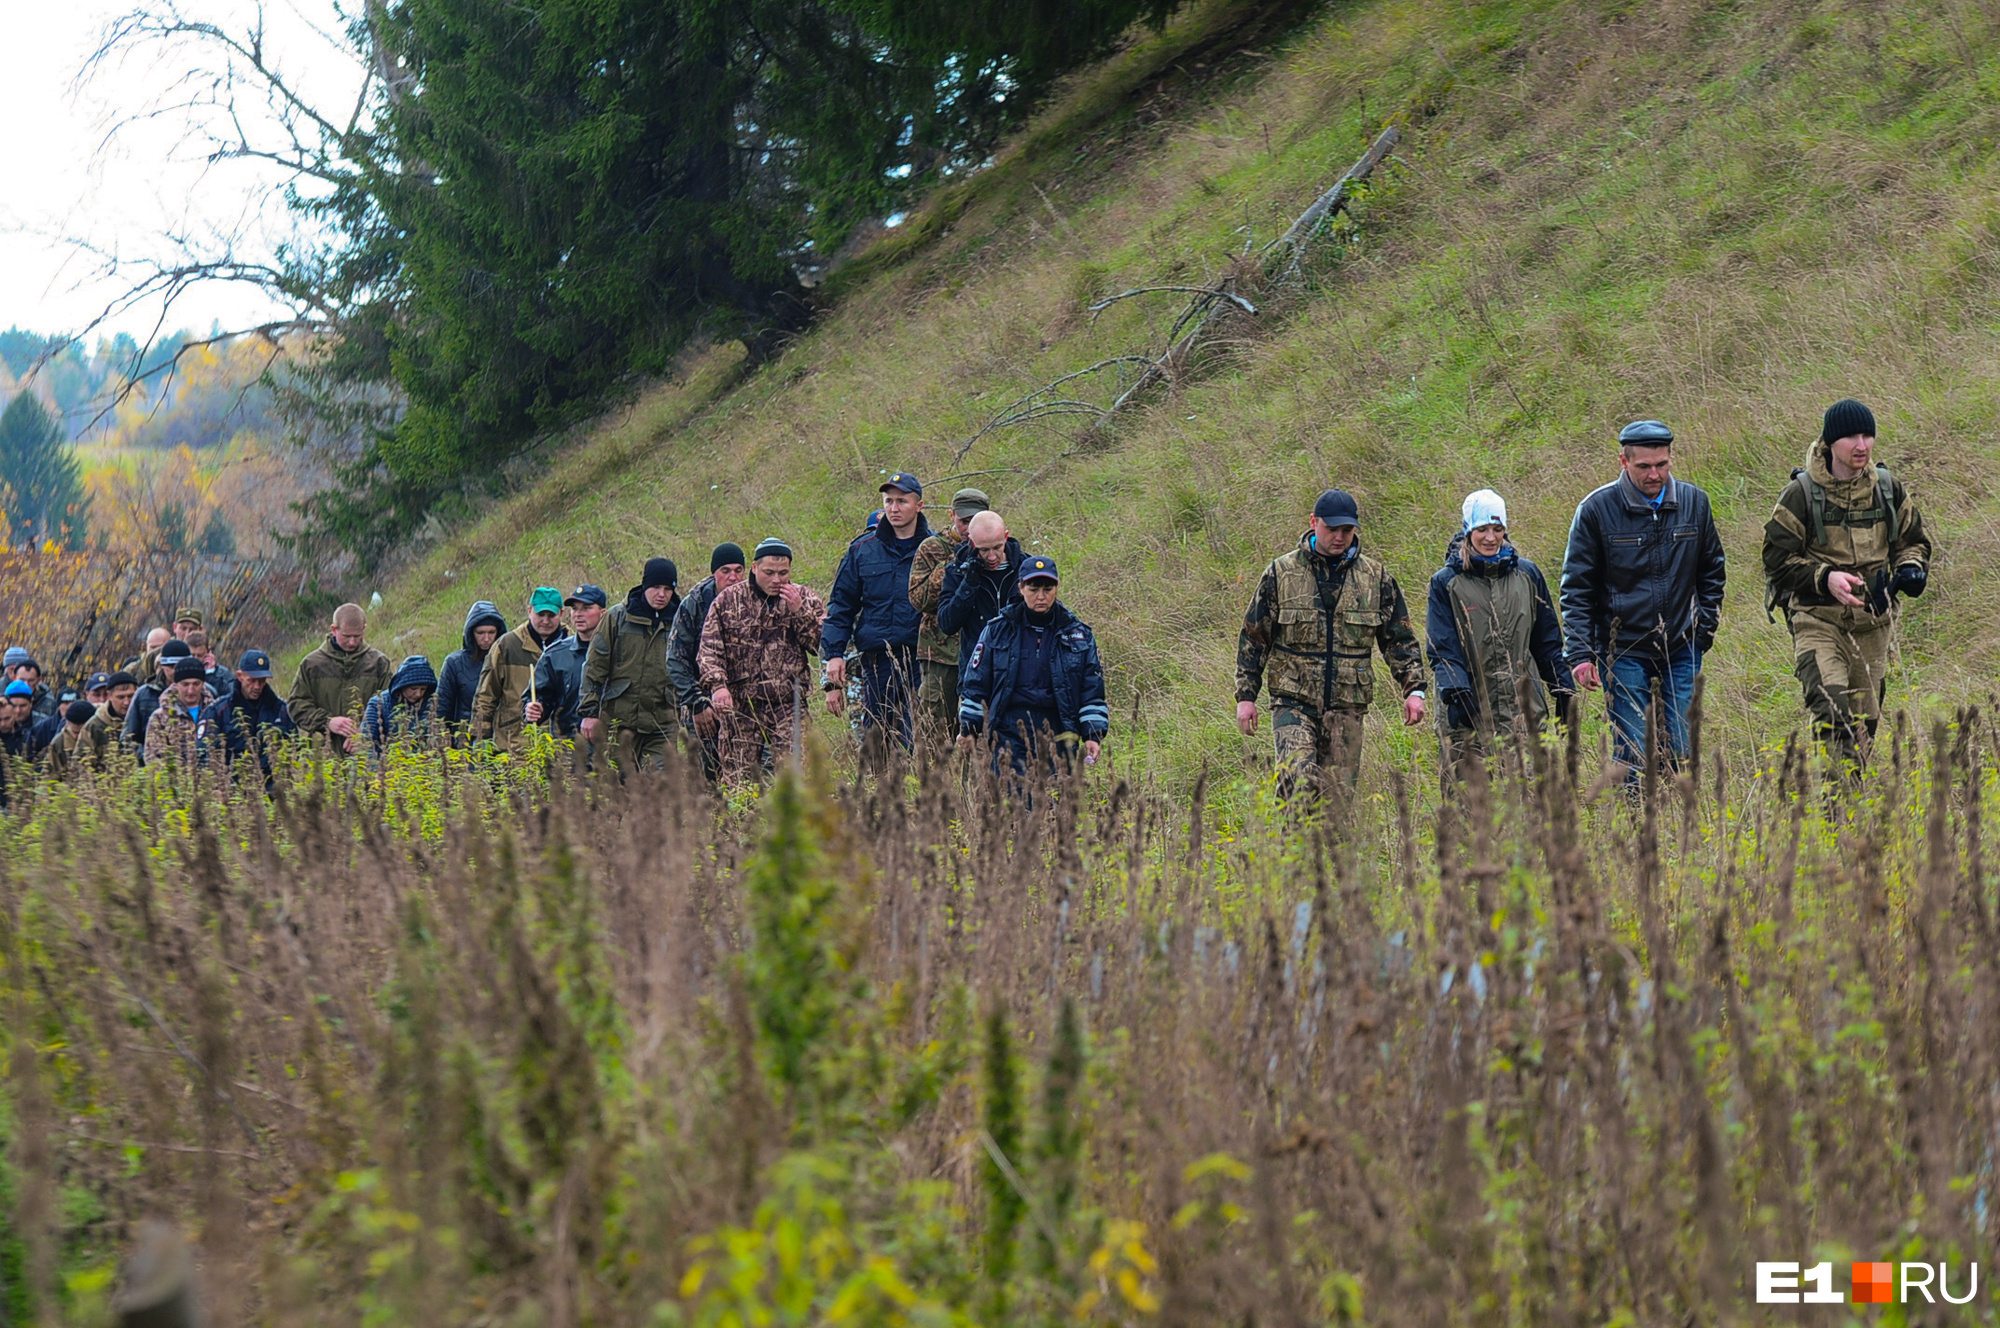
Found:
[351,0,2000,803]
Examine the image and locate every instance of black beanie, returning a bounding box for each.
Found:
[160,640,192,661]
[172,657,207,682]
[1821,398,1876,444]
[643,556,678,589]
[66,699,96,726]
[711,542,746,573]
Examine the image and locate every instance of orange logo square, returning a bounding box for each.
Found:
[1852,1262,1892,1304]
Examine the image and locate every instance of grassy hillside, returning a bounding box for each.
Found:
[358,0,2000,798]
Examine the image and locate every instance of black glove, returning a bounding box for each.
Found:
[1443,688,1476,731]
[953,540,980,568]
[1893,563,1927,599]
[1695,624,1715,654]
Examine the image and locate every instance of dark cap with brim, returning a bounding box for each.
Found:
[236,650,274,678]
[85,672,111,692]
[951,488,991,518]
[1019,555,1059,584]
[1313,489,1360,528]
[879,471,922,496]
[565,584,608,608]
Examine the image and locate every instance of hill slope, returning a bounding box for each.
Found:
[357,0,2000,796]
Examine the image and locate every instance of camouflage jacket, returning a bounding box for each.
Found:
[908,528,965,665]
[81,703,130,773]
[42,725,85,781]
[1236,536,1424,711]
[474,621,567,748]
[287,636,392,755]
[145,686,217,768]
[1762,441,1932,630]
[697,580,827,709]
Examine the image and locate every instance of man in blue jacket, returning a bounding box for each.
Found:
[205,648,298,778]
[957,556,1108,781]
[1560,420,1725,787]
[822,472,931,757]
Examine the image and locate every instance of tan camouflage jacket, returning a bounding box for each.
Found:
[696,580,827,709]
[908,528,965,666]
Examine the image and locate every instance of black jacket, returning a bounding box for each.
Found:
[959,601,1110,742]
[439,600,507,725]
[667,576,721,710]
[1559,474,1725,665]
[529,634,591,737]
[122,681,167,763]
[206,684,297,770]
[936,537,1026,680]
[822,517,932,657]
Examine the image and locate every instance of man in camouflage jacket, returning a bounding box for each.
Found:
[1236,489,1426,811]
[697,537,827,785]
[908,488,986,764]
[1762,398,1933,776]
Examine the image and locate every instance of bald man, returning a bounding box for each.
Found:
[287,602,392,756]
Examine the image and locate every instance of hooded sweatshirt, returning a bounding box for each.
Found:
[439,600,507,726]
[362,655,442,755]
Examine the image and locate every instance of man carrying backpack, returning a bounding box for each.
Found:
[1762,399,1933,778]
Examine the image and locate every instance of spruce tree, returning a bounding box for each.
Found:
[0,392,88,550]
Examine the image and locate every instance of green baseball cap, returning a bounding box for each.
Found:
[530,586,564,613]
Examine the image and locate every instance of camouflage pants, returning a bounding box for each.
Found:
[915,661,960,767]
[1791,615,1890,774]
[718,704,797,785]
[1272,703,1364,813]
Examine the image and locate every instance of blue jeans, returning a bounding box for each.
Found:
[1606,646,1701,776]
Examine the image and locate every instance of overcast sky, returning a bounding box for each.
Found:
[0,1,352,346]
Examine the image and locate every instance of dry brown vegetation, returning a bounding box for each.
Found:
[4,704,1999,1323]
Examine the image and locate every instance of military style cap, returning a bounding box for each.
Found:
[879,471,923,496]
[565,584,608,608]
[951,487,991,518]
[85,672,112,692]
[237,650,274,678]
[174,606,203,626]
[1019,556,1059,584]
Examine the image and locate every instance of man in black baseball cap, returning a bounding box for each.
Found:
[822,472,932,769]
[957,555,1109,785]
[205,648,298,777]
[1235,488,1427,816]
[84,673,112,707]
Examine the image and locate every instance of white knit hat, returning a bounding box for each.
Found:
[1460,489,1508,532]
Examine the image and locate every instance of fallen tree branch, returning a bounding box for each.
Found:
[1088,285,1259,318]
[955,124,1401,465]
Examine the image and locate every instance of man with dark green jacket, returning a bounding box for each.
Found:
[1761,399,1933,775]
[287,603,393,757]
[581,558,682,771]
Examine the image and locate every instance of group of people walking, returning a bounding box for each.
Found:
[0,397,1932,810]
[1234,398,1931,807]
